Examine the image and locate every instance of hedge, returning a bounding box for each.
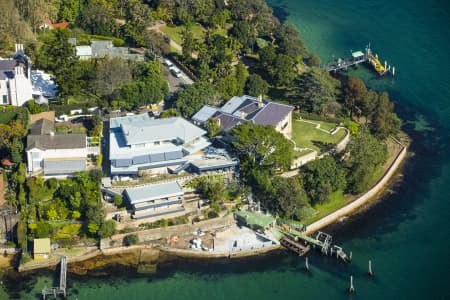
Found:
[78,34,125,47]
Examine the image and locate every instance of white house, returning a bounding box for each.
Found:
[0,44,57,106]
[26,119,87,176]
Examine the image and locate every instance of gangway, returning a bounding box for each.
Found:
[42,256,67,299]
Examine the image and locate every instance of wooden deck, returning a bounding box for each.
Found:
[280,236,310,256]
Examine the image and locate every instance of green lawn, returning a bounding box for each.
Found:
[0,112,17,124]
[304,190,346,225]
[160,24,205,45]
[292,120,346,153]
[160,24,228,46]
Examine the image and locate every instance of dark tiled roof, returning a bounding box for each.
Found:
[29,119,54,135]
[215,113,243,132]
[27,134,86,151]
[251,102,294,126]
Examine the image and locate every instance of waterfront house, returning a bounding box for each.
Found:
[192,95,294,138]
[109,113,237,177]
[124,181,185,221]
[26,119,87,176]
[33,238,51,260]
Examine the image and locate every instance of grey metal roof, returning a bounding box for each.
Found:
[191,105,219,123]
[76,46,92,57]
[29,119,54,135]
[125,181,183,204]
[27,134,86,151]
[114,115,206,145]
[43,158,86,175]
[251,102,294,126]
[0,60,16,71]
[220,96,247,114]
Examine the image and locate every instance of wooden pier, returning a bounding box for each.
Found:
[279,227,349,262]
[323,45,395,77]
[280,236,310,256]
[42,256,67,299]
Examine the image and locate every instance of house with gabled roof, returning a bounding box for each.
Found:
[109,113,237,177]
[192,95,294,138]
[26,119,87,176]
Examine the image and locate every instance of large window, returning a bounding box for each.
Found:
[2,95,7,104]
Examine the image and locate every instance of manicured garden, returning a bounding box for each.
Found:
[292,120,346,153]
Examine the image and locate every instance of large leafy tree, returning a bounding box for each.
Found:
[345,129,388,193]
[245,74,269,97]
[343,77,368,118]
[38,28,79,97]
[370,92,402,140]
[95,57,132,97]
[303,156,347,204]
[231,122,294,174]
[292,67,340,114]
[77,0,118,36]
[175,82,220,117]
[269,54,295,86]
[275,23,307,60]
[271,176,309,219]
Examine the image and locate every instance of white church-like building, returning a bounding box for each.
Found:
[0,44,57,106]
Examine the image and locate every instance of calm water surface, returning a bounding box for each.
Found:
[2,0,450,299]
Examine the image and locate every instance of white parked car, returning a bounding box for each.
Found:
[163,58,174,67]
[170,67,182,78]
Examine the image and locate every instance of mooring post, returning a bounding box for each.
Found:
[368,260,373,276]
[349,251,352,262]
[392,66,396,76]
[305,256,310,272]
[349,275,355,293]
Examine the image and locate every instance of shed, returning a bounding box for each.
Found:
[352,51,365,58]
[235,211,276,230]
[33,238,51,260]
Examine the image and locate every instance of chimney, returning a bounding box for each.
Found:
[215,117,220,127]
[240,111,246,119]
[258,95,263,108]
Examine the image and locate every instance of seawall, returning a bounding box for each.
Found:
[305,143,407,235]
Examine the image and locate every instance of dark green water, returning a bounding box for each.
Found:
[3,0,450,299]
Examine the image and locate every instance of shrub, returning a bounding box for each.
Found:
[125,234,139,246]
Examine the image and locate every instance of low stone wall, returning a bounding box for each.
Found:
[334,127,350,153]
[291,151,317,169]
[305,144,407,235]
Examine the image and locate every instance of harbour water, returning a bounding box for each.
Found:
[2,0,450,298]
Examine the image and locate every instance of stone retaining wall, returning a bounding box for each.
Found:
[102,216,234,249]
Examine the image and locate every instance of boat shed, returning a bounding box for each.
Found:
[33,238,51,260]
[235,211,276,230]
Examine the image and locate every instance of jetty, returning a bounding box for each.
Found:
[280,236,310,256]
[42,256,67,299]
[323,45,395,76]
[279,226,349,262]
